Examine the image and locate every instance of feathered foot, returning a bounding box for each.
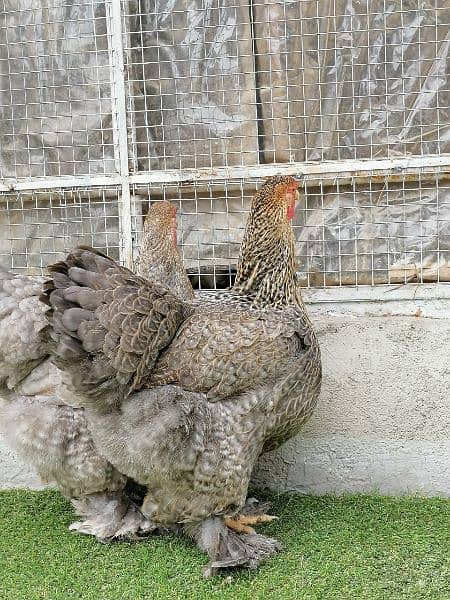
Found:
[225,497,278,534]
[188,516,282,577]
[69,492,158,542]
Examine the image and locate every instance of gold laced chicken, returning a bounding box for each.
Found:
[42,176,322,575]
[0,201,192,540]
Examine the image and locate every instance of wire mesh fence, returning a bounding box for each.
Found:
[0,187,120,273]
[0,173,447,289]
[0,1,449,291]
[131,173,449,289]
[122,0,450,170]
[0,1,115,180]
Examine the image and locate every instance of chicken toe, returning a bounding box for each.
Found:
[224,516,256,535]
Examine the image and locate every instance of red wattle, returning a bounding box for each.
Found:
[287,204,295,220]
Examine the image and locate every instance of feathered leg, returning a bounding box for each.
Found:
[185,516,282,577]
[70,492,157,542]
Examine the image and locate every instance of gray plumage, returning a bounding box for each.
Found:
[0,201,192,540]
[0,267,140,539]
[43,177,321,574]
[0,269,50,392]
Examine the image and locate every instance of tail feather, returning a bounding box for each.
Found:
[43,247,187,409]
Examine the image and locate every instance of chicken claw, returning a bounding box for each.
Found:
[225,513,278,535]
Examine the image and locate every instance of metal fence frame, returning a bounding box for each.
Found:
[1,0,449,303]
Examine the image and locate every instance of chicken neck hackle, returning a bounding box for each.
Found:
[233,175,300,307]
[134,201,193,301]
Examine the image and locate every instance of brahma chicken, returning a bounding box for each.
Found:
[0,201,192,539]
[134,201,193,301]
[42,176,322,575]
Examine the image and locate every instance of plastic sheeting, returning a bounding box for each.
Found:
[2,0,448,175]
[0,1,449,285]
[0,0,114,179]
[0,192,120,273]
[253,0,450,163]
[294,180,450,286]
[126,0,450,167]
[126,0,260,170]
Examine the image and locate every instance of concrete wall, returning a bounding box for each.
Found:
[253,313,450,496]
[0,439,46,490]
[1,286,449,495]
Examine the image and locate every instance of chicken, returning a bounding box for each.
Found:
[134,201,193,301]
[0,201,192,540]
[43,176,322,575]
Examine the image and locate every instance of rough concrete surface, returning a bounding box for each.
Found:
[0,438,47,490]
[1,312,449,496]
[253,314,450,496]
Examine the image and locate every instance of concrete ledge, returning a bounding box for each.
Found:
[303,283,450,319]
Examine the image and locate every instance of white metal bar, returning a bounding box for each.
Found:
[105,0,133,268]
[1,155,450,194]
[120,1,142,262]
[0,175,123,193]
[128,155,450,185]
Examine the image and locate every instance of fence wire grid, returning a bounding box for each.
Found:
[0,0,449,291]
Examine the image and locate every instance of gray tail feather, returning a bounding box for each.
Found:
[39,249,123,407]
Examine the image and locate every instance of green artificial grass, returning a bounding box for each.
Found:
[0,490,448,600]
